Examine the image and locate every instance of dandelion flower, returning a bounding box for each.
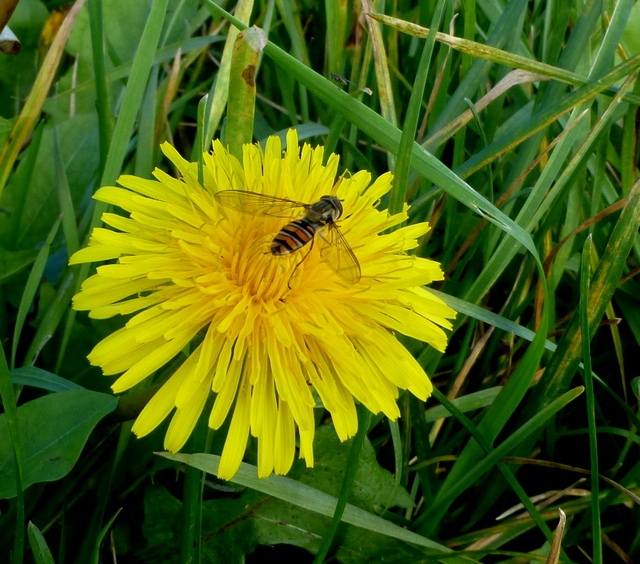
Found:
[70,130,456,480]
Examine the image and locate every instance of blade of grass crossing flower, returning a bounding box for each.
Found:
[0,0,86,201]
[0,345,25,564]
[202,0,254,150]
[580,235,602,563]
[388,0,446,217]
[314,408,371,564]
[11,218,61,369]
[87,0,112,175]
[159,453,481,563]
[227,28,266,159]
[27,522,55,564]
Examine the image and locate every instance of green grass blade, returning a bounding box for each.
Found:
[135,65,159,178]
[418,304,550,532]
[325,0,348,77]
[526,179,640,417]
[89,508,122,564]
[370,11,640,107]
[0,344,24,564]
[388,0,446,216]
[10,367,84,392]
[159,452,481,563]
[227,27,265,158]
[314,408,371,564]
[53,127,79,259]
[202,0,254,149]
[362,0,398,170]
[424,387,584,539]
[580,235,602,563]
[23,272,76,366]
[11,218,61,369]
[27,522,55,564]
[455,54,640,180]
[87,0,113,174]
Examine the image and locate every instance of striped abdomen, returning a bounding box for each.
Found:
[270,217,319,255]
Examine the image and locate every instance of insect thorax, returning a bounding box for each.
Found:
[307,196,342,225]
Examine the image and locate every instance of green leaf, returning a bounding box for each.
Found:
[27,522,55,564]
[0,114,99,251]
[10,366,84,392]
[226,26,266,157]
[0,247,37,283]
[0,390,117,499]
[160,445,477,563]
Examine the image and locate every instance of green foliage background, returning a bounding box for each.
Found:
[1,0,640,562]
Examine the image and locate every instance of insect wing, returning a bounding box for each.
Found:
[214,190,307,218]
[318,223,361,283]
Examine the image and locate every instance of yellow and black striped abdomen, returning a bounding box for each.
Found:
[270,218,318,255]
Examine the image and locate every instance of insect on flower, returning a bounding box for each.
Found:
[214,189,361,283]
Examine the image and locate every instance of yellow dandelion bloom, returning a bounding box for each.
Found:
[70,130,456,480]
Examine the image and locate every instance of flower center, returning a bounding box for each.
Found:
[219,216,307,303]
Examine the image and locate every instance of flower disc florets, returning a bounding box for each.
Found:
[70,130,456,480]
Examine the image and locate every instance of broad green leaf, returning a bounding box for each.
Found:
[0,389,117,498]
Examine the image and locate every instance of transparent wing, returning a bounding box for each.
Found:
[318,223,361,283]
[214,190,308,218]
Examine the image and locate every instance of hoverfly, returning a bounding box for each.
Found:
[214,190,361,283]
